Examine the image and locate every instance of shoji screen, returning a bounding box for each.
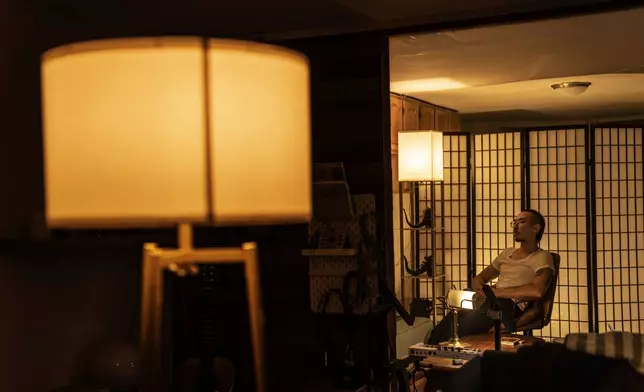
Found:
[473,132,523,275]
[594,127,644,333]
[419,133,469,316]
[528,128,590,339]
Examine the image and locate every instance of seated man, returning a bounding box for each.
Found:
[427,209,555,345]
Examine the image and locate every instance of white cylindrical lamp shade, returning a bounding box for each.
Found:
[398,130,444,182]
[41,37,311,227]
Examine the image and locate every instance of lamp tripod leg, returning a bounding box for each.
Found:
[140,243,164,392]
[138,224,265,392]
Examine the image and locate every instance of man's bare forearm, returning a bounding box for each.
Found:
[475,265,499,284]
[494,268,553,301]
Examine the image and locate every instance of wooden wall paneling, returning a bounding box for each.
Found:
[419,103,436,130]
[390,95,402,152]
[435,108,450,132]
[391,94,403,189]
[448,110,461,132]
[403,97,420,130]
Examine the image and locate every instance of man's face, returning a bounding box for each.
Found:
[512,211,539,242]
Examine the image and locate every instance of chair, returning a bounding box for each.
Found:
[516,252,561,336]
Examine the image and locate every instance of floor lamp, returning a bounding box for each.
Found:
[398,130,444,323]
[40,37,312,392]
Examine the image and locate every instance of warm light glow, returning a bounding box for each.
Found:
[390,77,468,93]
[447,289,477,310]
[398,130,444,182]
[41,37,311,227]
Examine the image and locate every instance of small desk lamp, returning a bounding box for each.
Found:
[443,289,484,348]
[397,130,443,323]
[40,37,311,392]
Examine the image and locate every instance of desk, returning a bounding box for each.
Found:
[421,333,543,371]
[419,333,543,392]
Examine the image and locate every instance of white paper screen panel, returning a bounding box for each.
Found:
[473,132,523,277]
[419,134,468,318]
[594,127,644,333]
[528,128,589,339]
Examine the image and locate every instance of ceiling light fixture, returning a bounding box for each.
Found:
[551,81,592,96]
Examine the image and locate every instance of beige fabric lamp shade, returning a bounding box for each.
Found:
[398,130,444,182]
[41,37,311,227]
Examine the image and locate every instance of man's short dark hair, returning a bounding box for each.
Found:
[522,208,546,242]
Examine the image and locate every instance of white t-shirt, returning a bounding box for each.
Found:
[491,247,554,289]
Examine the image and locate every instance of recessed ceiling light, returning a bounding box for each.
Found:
[551,81,592,96]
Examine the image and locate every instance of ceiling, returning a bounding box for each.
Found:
[26,0,623,40]
[389,7,644,125]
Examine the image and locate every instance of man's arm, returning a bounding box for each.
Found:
[493,268,553,301]
[472,265,500,293]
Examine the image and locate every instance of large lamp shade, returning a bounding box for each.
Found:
[398,130,444,182]
[41,37,311,227]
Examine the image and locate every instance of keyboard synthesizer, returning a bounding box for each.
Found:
[408,343,484,361]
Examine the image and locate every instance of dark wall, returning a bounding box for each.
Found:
[0,2,43,239]
[277,33,394,388]
[0,241,143,392]
[0,5,392,389]
[279,32,393,275]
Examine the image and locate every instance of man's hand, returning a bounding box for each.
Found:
[472,265,499,295]
[472,276,485,296]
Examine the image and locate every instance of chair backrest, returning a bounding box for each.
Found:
[539,252,561,328]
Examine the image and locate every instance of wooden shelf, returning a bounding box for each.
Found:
[302,249,357,257]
